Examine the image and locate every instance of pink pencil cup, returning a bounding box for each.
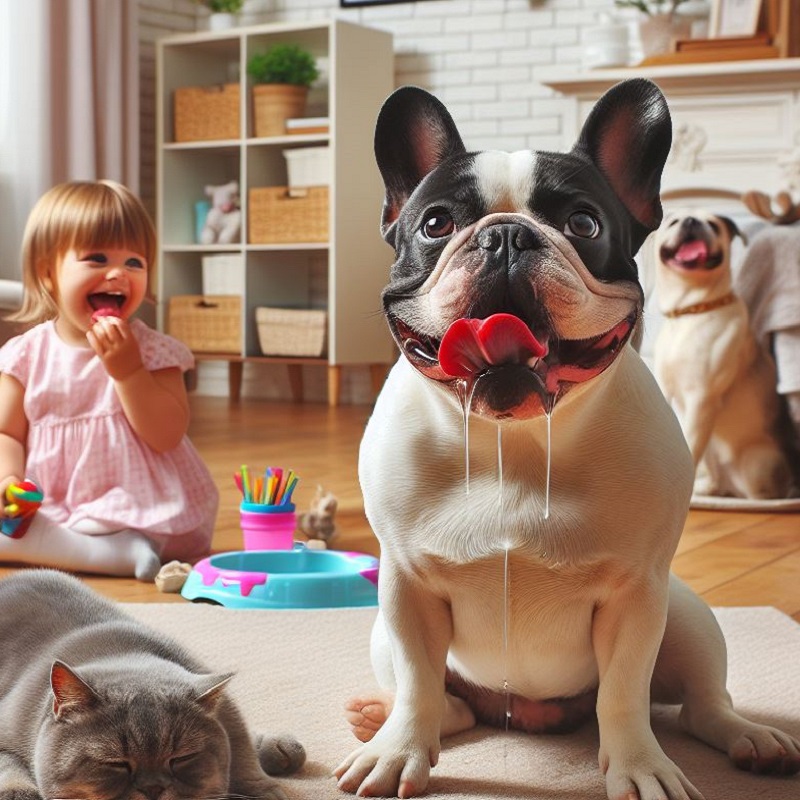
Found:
[240,503,296,550]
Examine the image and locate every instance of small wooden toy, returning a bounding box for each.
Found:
[1,479,43,538]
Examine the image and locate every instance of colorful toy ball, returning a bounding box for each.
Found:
[1,479,43,539]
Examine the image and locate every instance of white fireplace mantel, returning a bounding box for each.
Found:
[538,58,800,199]
[538,58,800,96]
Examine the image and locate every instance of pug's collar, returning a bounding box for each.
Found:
[662,291,736,319]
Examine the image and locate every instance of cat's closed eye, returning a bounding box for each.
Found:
[102,759,132,774]
[169,753,199,770]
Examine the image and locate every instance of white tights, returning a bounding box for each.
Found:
[0,515,161,581]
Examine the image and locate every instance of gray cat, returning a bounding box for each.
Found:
[0,569,305,800]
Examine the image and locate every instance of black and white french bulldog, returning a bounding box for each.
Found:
[335,80,800,800]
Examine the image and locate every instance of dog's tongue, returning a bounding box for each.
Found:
[675,240,708,264]
[438,314,546,378]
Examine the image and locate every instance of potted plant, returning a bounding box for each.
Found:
[614,1,697,59]
[194,0,245,31]
[247,43,320,137]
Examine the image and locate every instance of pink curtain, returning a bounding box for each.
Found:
[0,0,139,281]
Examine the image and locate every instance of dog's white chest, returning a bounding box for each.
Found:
[360,354,692,699]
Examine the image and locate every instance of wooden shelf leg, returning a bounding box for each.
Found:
[184,367,199,393]
[369,363,390,400]
[327,364,342,407]
[228,360,243,402]
[287,364,304,403]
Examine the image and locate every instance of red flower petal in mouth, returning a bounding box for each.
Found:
[438,313,547,378]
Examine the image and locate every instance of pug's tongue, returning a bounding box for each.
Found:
[438,313,547,378]
[675,240,708,265]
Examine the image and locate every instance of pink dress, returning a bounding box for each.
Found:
[0,319,218,560]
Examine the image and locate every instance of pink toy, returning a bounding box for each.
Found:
[90,307,122,323]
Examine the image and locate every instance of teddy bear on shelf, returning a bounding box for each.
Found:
[200,180,241,244]
[297,485,338,547]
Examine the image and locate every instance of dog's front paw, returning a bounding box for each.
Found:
[334,719,437,799]
[602,746,705,800]
[728,723,800,775]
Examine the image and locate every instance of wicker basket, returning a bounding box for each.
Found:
[256,307,327,357]
[174,84,240,142]
[168,295,241,353]
[248,186,329,244]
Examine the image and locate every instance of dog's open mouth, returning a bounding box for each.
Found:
[88,292,126,320]
[661,239,723,271]
[393,312,634,413]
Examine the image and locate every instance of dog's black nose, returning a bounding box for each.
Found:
[477,224,540,255]
[680,217,702,233]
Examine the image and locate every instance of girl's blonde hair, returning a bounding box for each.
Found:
[12,180,157,325]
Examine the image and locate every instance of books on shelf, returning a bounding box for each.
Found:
[285,117,330,135]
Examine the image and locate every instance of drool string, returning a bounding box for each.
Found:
[456,378,478,495]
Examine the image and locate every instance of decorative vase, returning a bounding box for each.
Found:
[252,84,309,138]
[209,12,237,31]
[638,12,692,59]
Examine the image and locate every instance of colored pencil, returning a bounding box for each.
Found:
[234,465,299,508]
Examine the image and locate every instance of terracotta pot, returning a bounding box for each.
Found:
[252,84,309,138]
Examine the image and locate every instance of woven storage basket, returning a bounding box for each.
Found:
[248,186,329,244]
[174,84,240,142]
[256,307,327,357]
[168,295,241,353]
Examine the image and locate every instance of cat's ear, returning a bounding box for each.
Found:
[196,672,234,711]
[50,661,98,719]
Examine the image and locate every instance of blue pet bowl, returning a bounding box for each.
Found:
[181,543,379,609]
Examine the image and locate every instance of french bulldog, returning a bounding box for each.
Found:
[334,80,800,800]
[653,208,794,499]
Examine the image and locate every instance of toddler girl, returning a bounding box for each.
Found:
[0,180,218,580]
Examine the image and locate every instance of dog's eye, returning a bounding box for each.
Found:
[422,211,455,240]
[566,212,600,239]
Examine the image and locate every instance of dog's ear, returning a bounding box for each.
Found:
[717,215,748,246]
[374,86,466,244]
[574,78,672,231]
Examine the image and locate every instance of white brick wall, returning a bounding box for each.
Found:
[139,0,613,401]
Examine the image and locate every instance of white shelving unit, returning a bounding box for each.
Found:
[156,20,396,404]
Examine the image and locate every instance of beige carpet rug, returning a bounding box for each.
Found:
[691,495,800,512]
[123,604,800,800]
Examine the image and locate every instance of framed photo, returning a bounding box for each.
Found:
[340,0,434,7]
[709,0,763,37]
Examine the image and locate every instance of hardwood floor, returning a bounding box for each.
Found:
[1,395,798,622]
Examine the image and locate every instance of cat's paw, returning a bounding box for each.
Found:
[233,775,289,800]
[255,731,307,775]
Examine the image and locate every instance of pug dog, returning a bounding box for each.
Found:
[653,209,794,499]
[334,80,800,800]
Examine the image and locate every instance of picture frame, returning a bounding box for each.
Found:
[340,0,432,6]
[709,0,763,38]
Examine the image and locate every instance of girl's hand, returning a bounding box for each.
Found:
[87,316,144,381]
[0,475,22,519]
